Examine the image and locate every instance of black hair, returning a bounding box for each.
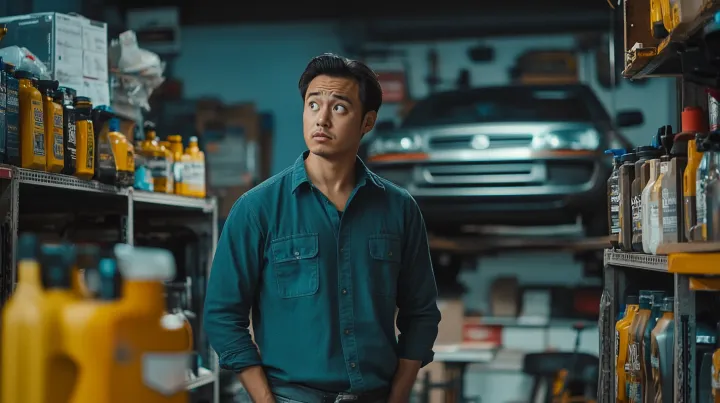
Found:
[298,53,382,115]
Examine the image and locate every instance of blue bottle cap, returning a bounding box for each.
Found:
[108,118,120,133]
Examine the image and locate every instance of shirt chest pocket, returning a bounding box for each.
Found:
[368,235,402,298]
[270,233,319,299]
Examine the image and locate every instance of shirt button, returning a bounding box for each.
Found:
[350,362,356,368]
[294,251,300,258]
[342,289,348,295]
[388,252,393,257]
[344,329,351,335]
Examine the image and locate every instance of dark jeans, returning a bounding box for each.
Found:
[272,383,389,403]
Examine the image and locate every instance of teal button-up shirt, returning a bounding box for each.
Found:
[204,152,441,393]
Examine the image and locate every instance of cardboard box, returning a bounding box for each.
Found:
[0,12,109,106]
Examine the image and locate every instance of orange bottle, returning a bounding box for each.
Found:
[141,122,171,193]
[183,136,206,198]
[16,70,46,170]
[1,238,79,403]
[112,244,190,402]
[160,140,174,194]
[1,234,45,403]
[38,80,64,173]
[62,256,123,403]
[167,135,185,196]
[73,97,95,180]
[616,295,640,403]
[627,291,652,403]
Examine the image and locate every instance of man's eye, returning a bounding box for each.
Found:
[334,105,347,112]
[309,102,319,110]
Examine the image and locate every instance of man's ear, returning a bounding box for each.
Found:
[361,111,378,136]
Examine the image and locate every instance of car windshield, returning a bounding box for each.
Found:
[401,87,594,128]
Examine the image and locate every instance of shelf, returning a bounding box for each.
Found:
[668,252,720,275]
[429,235,609,255]
[186,367,215,390]
[603,249,668,272]
[623,4,720,80]
[15,167,127,195]
[132,190,215,212]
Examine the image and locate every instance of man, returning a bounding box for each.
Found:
[204,53,441,403]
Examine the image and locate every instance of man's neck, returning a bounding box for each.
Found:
[305,152,357,194]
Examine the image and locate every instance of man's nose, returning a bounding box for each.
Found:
[316,108,330,127]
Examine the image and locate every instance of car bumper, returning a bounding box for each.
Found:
[367,149,610,225]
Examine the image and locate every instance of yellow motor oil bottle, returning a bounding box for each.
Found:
[142,122,171,193]
[679,107,706,242]
[62,256,123,403]
[1,234,44,403]
[92,107,118,185]
[160,140,174,194]
[102,117,130,187]
[650,0,669,38]
[126,141,136,187]
[628,291,652,403]
[650,297,674,403]
[16,70,46,170]
[38,243,81,402]
[112,244,191,402]
[74,97,95,180]
[167,135,185,196]
[617,295,640,403]
[183,136,206,198]
[37,80,64,173]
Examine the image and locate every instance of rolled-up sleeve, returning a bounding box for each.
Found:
[395,193,441,367]
[204,196,264,372]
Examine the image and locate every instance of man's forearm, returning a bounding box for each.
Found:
[238,366,275,403]
[388,358,422,403]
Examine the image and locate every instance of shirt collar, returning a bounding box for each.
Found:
[291,151,384,193]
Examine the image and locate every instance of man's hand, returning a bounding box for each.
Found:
[387,359,422,403]
[238,366,275,403]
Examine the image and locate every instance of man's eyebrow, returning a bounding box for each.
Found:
[306,91,354,105]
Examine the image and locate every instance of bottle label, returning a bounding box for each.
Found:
[173,162,184,183]
[6,83,20,160]
[52,112,64,160]
[147,156,170,179]
[615,329,620,400]
[31,100,45,157]
[142,352,190,396]
[86,123,94,169]
[631,195,642,235]
[697,179,707,225]
[96,133,115,172]
[712,363,720,390]
[661,187,678,234]
[610,182,621,234]
[184,162,206,188]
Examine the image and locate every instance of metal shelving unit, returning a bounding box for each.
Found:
[600,249,720,403]
[0,164,220,403]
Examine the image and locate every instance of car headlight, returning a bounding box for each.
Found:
[532,129,600,151]
[368,135,422,157]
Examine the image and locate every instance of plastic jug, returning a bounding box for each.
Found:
[0,58,8,163]
[4,63,19,166]
[661,131,690,244]
[74,97,95,180]
[632,146,663,251]
[183,136,206,198]
[616,294,639,403]
[642,291,665,403]
[112,244,190,402]
[1,234,44,403]
[606,148,625,248]
[167,135,185,196]
[55,87,77,175]
[142,122,171,193]
[650,297,674,403]
[628,290,652,403]
[619,153,638,251]
[695,132,720,241]
[160,140,174,194]
[37,80,64,173]
[92,107,118,185]
[16,70,46,170]
[679,107,707,241]
[62,257,122,403]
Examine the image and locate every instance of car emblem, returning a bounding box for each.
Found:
[470,134,491,150]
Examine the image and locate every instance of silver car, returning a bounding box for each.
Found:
[363,84,642,236]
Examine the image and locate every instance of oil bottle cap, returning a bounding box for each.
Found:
[114,244,176,281]
[620,152,637,163]
[168,134,182,143]
[13,70,33,80]
[74,96,92,106]
[638,292,652,309]
[144,121,156,132]
[17,233,40,261]
[189,136,199,143]
[625,295,638,305]
[108,118,120,133]
[40,243,77,290]
[661,297,674,312]
[37,79,58,94]
[681,106,707,133]
[98,257,121,300]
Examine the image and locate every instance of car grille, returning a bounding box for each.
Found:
[421,163,546,186]
[428,134,533,150]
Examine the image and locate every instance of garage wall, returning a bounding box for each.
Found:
[174,22,671,402]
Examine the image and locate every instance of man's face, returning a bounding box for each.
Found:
[303,75,376,160]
